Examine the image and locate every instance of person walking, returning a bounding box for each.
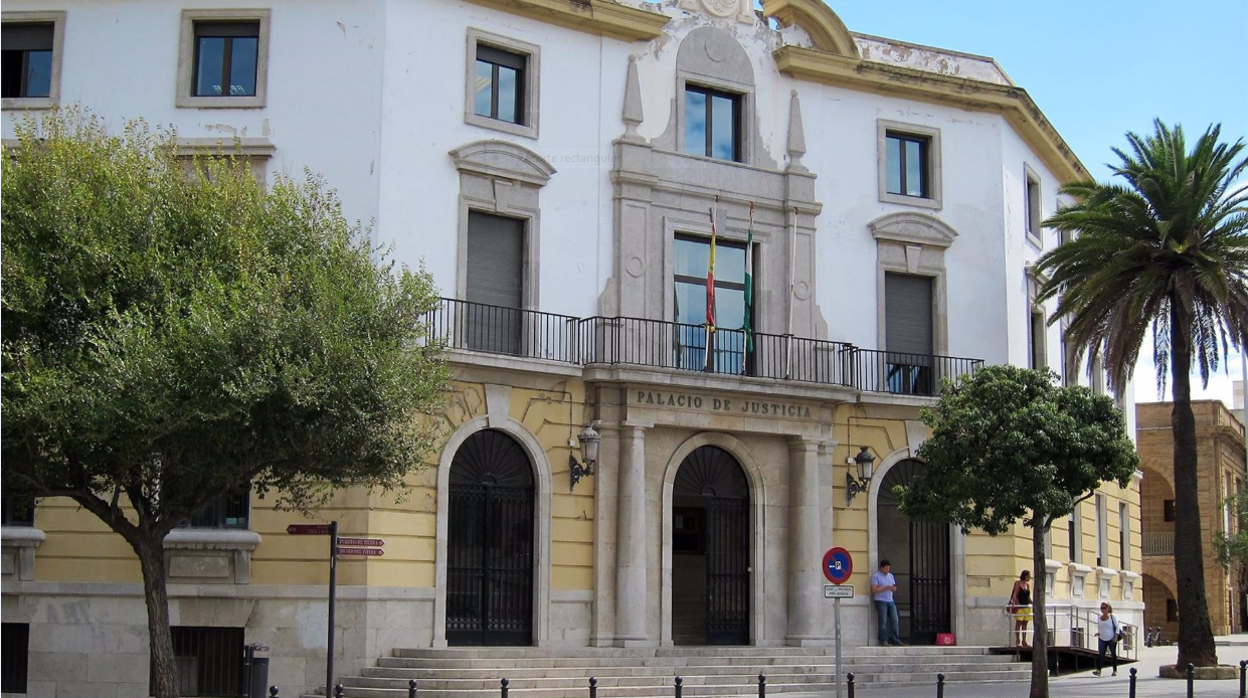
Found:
[871,559,904,646]
[1093,602,1120,677]
[1008,570,1033,647]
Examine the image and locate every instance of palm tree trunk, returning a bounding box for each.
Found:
[1170,297,1219,667]
[135,533,181,698]
[1029,523,1050,698]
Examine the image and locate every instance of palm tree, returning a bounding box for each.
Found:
[1036,120,1248,668]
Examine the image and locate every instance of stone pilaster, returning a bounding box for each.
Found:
[615,423,650,645]
[787,436,829,645]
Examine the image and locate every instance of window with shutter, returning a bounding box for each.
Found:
[465,212,524,354]
[884,272,934,394]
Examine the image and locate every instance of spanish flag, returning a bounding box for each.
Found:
[706,204,717,332]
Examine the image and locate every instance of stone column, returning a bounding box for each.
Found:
[615,424,649,645]
[787,437,827,645]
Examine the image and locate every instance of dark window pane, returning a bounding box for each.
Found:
[0,50,21,98]
[684,89,707,157]
[473,60,493,117]
[228,37,257,96]
[1,623,28,694]
[905,139,924,197]
[886,136,902,194]
[195,36,225,96]
[497,65,518,123]
[710,93,736,161]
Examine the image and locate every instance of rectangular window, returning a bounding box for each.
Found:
[465,211,525,355]
[1025,169,1042,242]
[152,627,245,698]
[1029,310,1046,369]
[1163,499,1176,523]
[1096,494,1107,567]
[1,496,35,527]
[474,44,525,125]
[885,132,930,198]
[1,22,52,99]
[1,623,28,694]
[673,234,748,372]
[884,272,935,395]
[193,22,259,98]
[1119,502,1130,571]
[182,490,249,529]
[1068,509,1082,563]
[683,85,741,162]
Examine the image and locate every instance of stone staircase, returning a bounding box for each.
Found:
[315,646,1031,697]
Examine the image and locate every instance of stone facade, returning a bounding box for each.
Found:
[1137,400,1247,639]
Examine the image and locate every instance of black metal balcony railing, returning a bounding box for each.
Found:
[423,298,579,363]
[423,298,983,395]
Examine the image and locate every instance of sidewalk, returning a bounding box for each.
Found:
[790,636,1248,698]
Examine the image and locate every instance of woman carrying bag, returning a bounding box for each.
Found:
[1093,602,1121,676]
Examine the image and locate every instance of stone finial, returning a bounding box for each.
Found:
[622,56,645,142]
[786,89,807,172]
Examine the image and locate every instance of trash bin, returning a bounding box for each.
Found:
[248,657,270,698]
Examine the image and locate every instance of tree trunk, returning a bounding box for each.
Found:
[135,533,180,698]
[1170,298,1219,667]
[1029,523,1050,698]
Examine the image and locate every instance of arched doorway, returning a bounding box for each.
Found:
[671,445,751,645]
[876,458,951,645]
[446,430,535,646]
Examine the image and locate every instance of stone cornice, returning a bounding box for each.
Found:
[460,0,670,42]
[772,45,1089,184]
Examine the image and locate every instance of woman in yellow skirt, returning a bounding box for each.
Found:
[1008,570,1033,647]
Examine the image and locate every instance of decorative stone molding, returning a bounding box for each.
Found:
[868,212,958,248]
[1068,562,1092,599]
[761,0,859,57]
[1,526,45,581]
[164,529,261,585]
[1044,558,1063,598]
[1096,566,1118,599]
[1120,570,1140,601]
[450,140,555,188]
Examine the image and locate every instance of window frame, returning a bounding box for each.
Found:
[1068,507,1082,564]
[1024,163,1043,248]
[682,83,743,163]
[1095,493,1107,567]
[877,119,943,210]
[176,9,270,109]
[464,28,539,140]
[180,489,250,530]
[0,496,35,527]
[1119,501,1130,571]
[1,11,65,111]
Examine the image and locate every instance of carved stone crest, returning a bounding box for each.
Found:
[679,0,755,24]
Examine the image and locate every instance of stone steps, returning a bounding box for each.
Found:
[378,653,1013,670]
[364,659,1015,680]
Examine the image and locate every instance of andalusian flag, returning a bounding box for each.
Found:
[706,205,717,331]
[743,203,754,352]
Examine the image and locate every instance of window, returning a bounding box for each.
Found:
[884,272,935,395]
[673,234,749,372]
[177,10,270,108]
[182,490,248,529]
[1068,508,1082,563]
[1,11,64,109]
[465,211,525,355]
[1024,165,1042,247]
[1119,502,1130,571]
[1,623,28,694]
[1163,499,1176,523]
[464,29,539,139]
[877,120,942,209]
[1,496,34,527]
[683,85,741,162]
[1029,310,1046,370]
[1095,494,1107,567]
[153,627,245,698]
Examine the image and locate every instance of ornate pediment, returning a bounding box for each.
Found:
[449,140,556,187]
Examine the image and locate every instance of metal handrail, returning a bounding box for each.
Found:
[421,298,579,363]
[1009,602,1137,661]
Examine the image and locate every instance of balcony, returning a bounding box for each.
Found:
[1142,531,1175,557]
[423,298,984,396]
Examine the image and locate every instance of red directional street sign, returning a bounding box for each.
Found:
[337,537,384,547]
[337,547,384,557]
[287,524,332,535]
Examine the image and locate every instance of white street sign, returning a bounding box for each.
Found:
[824,584,854,599]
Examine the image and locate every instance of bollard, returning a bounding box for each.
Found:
[589,677,598,698]
[502,677,510,698]
[846,672,855,698]
[1187,663,1195,698]
[758,673,766,698]
[936,673,946,698]
[410,679,418,698]
[674,676,683,698]
[1129,668,1137,698]
[335,684,344,698]
[1240,660,1246,698]
[269,688,279,698]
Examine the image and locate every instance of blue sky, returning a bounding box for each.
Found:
[833,1,1248,407]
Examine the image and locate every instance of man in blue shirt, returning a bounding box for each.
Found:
[870,559,904,646]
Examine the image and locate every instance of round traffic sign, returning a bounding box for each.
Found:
[823,547,853,584]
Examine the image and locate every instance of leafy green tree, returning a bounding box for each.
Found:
[900,365,1137,698]
[1,110,448,698]
[1214,494,1248,626]
[1036,120,1248,667]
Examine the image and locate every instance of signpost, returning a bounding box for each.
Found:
[822,547,854,698]
[288,522,385,697]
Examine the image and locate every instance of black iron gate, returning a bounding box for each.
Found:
[877,459,951,645]
[446,430,535,646]
[674,446,750,645]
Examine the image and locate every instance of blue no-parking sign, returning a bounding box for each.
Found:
[823,546,853,584]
